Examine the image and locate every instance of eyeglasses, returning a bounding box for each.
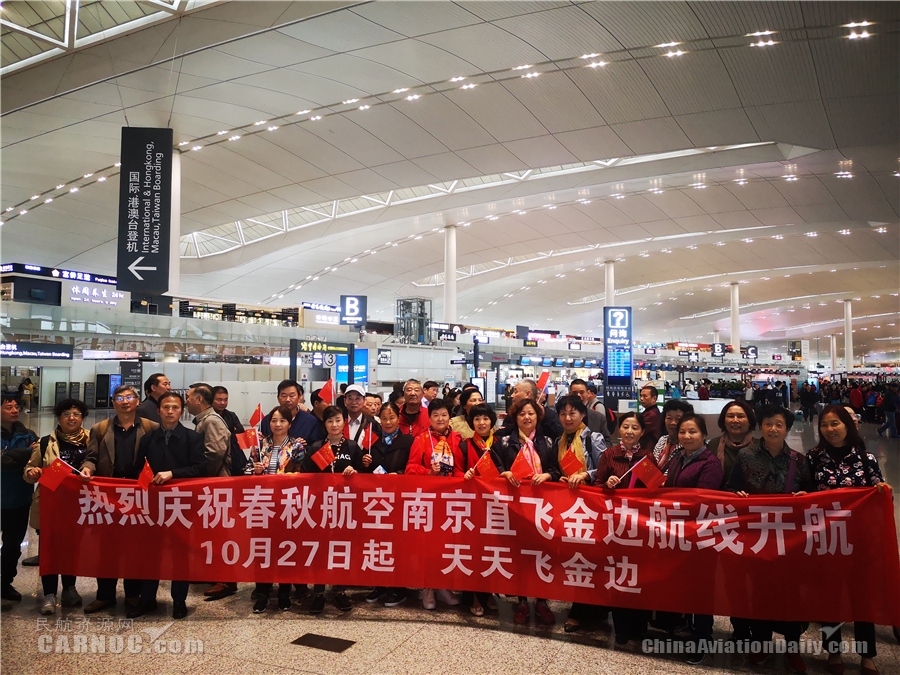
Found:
[115,395,136,403]
[60,412,83,418]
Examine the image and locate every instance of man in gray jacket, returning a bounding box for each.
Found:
[569,379,612,445]
[186,382,231,477]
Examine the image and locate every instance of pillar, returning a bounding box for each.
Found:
[843,300,853,370]
[730,283,740,351]
[443,224,457,323]
[713,330,720,344]
[605,260,615,305]
[830,334,837,372]
[168,151,181,295]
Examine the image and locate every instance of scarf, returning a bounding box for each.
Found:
[382,430,399,446]
[262,437,293,474]
[56,426,89,448]
[472,432,494,452]
[716,432,753,466]
[558,423,587,473]
[429,429,454,475]
[518,429,543,475]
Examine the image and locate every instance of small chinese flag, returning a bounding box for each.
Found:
[312,443,336,470]
[248,404,263,428]
[475,451,500,480]
[237,428,259,451]
[136,460,154,491]
[510,451,533,481]
[632,455,666,490]
[320,379,335,405]
[38,458,73,492]
[535,370,551,393]
[560,449,584,477]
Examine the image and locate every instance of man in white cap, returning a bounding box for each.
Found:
[343,384,381,450]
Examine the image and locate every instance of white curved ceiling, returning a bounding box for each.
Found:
[1,1,898,360]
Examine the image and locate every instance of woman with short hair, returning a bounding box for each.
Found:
[449,388,485,439]
[707,400,759,487]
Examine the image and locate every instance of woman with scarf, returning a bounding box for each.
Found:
[461,402,502,617]
[707,400,758,487]
[807,405,891,675]
[361,402,413,609]
[24,399,90,615]
[653,399,694,475]
[495,399,561,625]
[246,405,306,613]
[449,388,484,440]
[594,411,655,645]
[406,398,477,610]
[553,394,608,633]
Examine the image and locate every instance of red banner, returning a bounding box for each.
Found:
[41,475,900,624]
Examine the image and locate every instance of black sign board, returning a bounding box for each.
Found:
[377,349,392,366]
[83,382,96,409]
[711,342,726,358]
[744,345,759,359]
[69,382,81,401]
[339,295,367,326]
[523,339,538,348]
[54,382,68,406]
[450,358,467,365]
[120,361,143,391]
[437,331,457,341]
[1,341,73,360]
[117,127,173,294]
[678,350,690,356]
[688,352,700,363]
[222,303,236,321]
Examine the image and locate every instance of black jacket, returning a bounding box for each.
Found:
[500,405,564,441]
[136,423,207,478]
[136,397,161,424]
[363,433,413,474]
[494,431,561,481]
[301,438,363,473]
[216,408,246,476]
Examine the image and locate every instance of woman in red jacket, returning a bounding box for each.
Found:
[406,398,478,610]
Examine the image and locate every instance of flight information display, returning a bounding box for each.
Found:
[604,306,633,386]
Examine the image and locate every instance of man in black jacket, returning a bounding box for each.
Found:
[136,373,170,424]
[129,392,206,620]
[212,386,246,475]
[500,379,563,440]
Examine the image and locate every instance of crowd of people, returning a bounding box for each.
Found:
[1,374,897,673]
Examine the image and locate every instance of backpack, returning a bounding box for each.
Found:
[875,394,884,408]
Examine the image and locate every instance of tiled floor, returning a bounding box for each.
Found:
[2,411,898,675]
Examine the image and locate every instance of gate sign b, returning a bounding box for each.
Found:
[340,295,367,326]
[711,343,726,358]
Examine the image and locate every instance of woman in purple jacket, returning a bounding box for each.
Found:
[663,413,724,664]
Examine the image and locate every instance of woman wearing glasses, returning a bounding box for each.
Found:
[24,399,91,615]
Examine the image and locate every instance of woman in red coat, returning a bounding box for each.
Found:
[406,399,479,610]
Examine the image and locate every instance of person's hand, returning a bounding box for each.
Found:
[876,482,893,495]
[605,475,620,489]
[342,466,357,477]
[567,472,588,488]
[464,468,476,481]
[429,461,442,476]
[735,490,749,498]
[531,472,551,486]
[501,471,519,487]
[27,467,42,480]
[153,471,173,485]
[253,462,265,475]
[80,467,93,482]
[791,491,807,497]
[362,454,373,468]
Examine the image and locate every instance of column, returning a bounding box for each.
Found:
[713,330,720,344]
[843,300,853,370]
[730,283,740,351]
[604,260,615,305]
[830,334,837,372]
[168,150,181,295]
[443,224,457,323]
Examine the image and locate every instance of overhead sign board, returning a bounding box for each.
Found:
[523,339,539,348]
[568,343,582,351]
[0,263,117,286]
[377,349,392,366]
[603,306,633,387]
[644,348,656,355]
[117,127,173,294]
[711,342,726,358]
[339,295,367,326]
[744,345,759,359]
[688,352,700,363]
[1,341,73,360]
[450,358,467,365]
[437,331,457,341]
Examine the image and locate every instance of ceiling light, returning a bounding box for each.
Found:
[44,198,52,203]
[56,184,64,189]
[750,40,775,47]
[267,126,279,131]
[581,53,600,59]
[296,109,310,115]
[588,61,607,68]
[179,141,190,145]
[30,195,39,200]
[19,210,27,215]
[690,183,706,189]
[806,231,818,237]
[845,21,872,28]
[715,241,725,246]
[513,65,532,70]
[191,146,202,151]
[393,88,408,93]
[114,162,121,167]
[342,99,358,105]
[461,83,476,89]
[687,245,697,250]
[97,176,106,182]
[612,193,624,199]
[310,116,322,121]
[742,238,753,243]
[69,187,78,193]
[838,229,851,234]
[406,94,420,100]
[522,72,539,78]
[665,50,685,58]
[747,30,774,36]
[216,130,228,135]
[835,171,853,178]
[734,178,748,185]
[875,227,887,233]
[772,234,783,240]
[848,31,870,39]
[488,216,498,221]
[656,42,680,48]
[450,76,466,82]
[84,173,94,178]
[228,135,241,141]
[4,207,12,212]
[359,105,370,110]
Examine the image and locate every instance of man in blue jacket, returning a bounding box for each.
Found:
[1,393,38,602]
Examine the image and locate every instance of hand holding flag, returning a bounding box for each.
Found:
[560,449,584,477]
[631,455,666,489]
[137,460,154,491]
[510,451,533,482]
[248,404,263,428]
[475,451,500,480]
[38,458,75,492]
[320,379,335,405]
[237,428,259,451]
[312,443,336,470]
[535,370,550,394]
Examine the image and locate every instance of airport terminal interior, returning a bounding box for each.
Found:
[1,1,899,674]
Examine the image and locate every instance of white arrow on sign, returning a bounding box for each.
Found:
[127,256,157,281]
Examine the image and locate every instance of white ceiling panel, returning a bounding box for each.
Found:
[745,101,835,149]
[410,152,480,181]
[609,118,693,154]
[351,2,481,38]
[640,50,742,115]
[351,39,480,84]
[457,2,571,23]
[500,70,606,133]
[553,126,633,161]
[688,1,805,37]
[443,84,545,143]
[503,135,578,167]
[580,2,709,48]
[418,22,550,73]
[391,94,496,152]
[454,143,529,174]
[343,103,450,159]
[493,5,623,59]
[566,61,669,125]
[275,10,404,52]
[211,30,335,67]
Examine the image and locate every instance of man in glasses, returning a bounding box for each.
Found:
[80,385,158,614]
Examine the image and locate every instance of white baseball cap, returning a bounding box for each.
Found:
[345,384,366,397]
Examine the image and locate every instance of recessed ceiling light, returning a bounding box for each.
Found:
[255,120,267,126]
[19,210,27,215]
[461,83,476,89]
[56,184,64,189]
[44,198,53,203]
[342,99,358,105]
[581,53,600,59]
[393,88,408,93]
[30,195,39,200]
[114,162,121,167]
[847,31,870,39]
[665,50,685,58]
[296,109,310,115]
[98,177,106,182]
[406,94,420,100]
[747,30,774,37]
[228,135,240,141]
[450,76,466,82]
[179,141,191,145]
[69,187,78,193]
[656,42,680,48]
[192,146,202,151]
[750,40,775,47]
[838,229,851,234]
[267,126,279,131]
[588,61,607,68]
[513,65,532,71]
[216,130,228,135]
[310,116,322,121]
[835,171,853,178]
[522,72,539,78]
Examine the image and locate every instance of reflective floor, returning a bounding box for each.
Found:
[2,410,898,675]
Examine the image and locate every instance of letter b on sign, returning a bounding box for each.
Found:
[340,295,367,326]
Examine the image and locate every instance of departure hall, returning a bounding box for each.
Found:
[1,2,898,674]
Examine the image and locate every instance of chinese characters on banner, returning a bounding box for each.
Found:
[41,476,900,625]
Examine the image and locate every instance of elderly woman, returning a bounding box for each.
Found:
[449,388,484,439]
[24,399,90,615]
[707,400,759,487]
[494,399,560,626]
[807,405,892,675]
[653,399,694,473]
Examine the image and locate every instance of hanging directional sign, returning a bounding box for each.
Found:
[116,127,173,294]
